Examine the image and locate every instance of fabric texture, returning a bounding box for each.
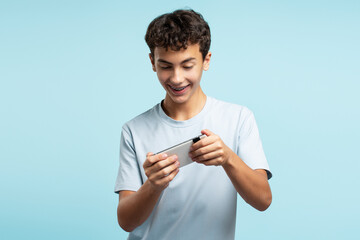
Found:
[115,96,271,240]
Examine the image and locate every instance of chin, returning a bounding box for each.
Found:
[171,96,189,104]
[167,94,190,105]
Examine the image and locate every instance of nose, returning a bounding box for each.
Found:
[170,68,183,85]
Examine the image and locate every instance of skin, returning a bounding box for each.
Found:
[151,44,211,121]
[117,44,272,232]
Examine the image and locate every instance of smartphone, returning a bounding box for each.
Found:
[156,134,206,168]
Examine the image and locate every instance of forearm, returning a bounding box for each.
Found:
[117,180,162,232]
[117,153,179,232]
[223,150,272,211]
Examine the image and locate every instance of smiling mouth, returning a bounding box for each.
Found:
[169,85,189,91]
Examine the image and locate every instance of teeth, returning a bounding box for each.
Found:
[170,85,187,91]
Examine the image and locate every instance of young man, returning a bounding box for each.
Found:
[115,9,272,240]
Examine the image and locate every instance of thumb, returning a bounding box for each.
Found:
[201,129,214,137]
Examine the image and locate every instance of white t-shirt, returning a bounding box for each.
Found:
[115,96,272,240]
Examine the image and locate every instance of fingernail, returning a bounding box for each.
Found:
[162,153,168,158]
[176,161,180,167]
[173,155,178,160]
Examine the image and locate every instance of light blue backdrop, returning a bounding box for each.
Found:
[1,0,359,239]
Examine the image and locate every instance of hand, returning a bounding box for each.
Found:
[189,129,232,166]
[143,152,180,192]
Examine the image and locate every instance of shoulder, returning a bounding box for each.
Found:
[206,97,257,134]
[122,103,159,133]
[208,96,254,118]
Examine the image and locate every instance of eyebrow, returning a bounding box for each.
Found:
[157,57,196,65]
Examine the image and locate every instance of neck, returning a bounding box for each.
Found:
[162,89,207,121]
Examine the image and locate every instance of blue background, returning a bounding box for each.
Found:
[1,0,359,239]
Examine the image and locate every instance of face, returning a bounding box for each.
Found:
[150,44,211,105]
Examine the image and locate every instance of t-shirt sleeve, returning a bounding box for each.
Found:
[237,109,272,179]
[114,126,143,193]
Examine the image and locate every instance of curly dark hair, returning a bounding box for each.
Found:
[145,9,211,60]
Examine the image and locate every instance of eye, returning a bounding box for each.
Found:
[160,65,171,70]
[183,65,193,69]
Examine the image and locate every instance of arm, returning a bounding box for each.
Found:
[189,129,272,211]
[117,153,179,232]
[117,183,160,232]
[222,152,272,211]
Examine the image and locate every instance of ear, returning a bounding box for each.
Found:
[203,51,212,71]
[149,53,156,72]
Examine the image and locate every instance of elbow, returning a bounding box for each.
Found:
[246,190,272,212]
[117,206,136,232]
[256,191,272,212]
[118,221,135,233]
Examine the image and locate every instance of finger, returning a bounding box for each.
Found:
[189,143,219,159]
[164,167,180,181]
[201,129,215,137]
[199,157,223,166]
[151,160,180,180]
[149,155,178,173]
[145,155,177,178]
[155,167,180,188]
[143,152,168,168]
[190,135,217,151]
[143,152,153,168]
[192,150,221,162]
